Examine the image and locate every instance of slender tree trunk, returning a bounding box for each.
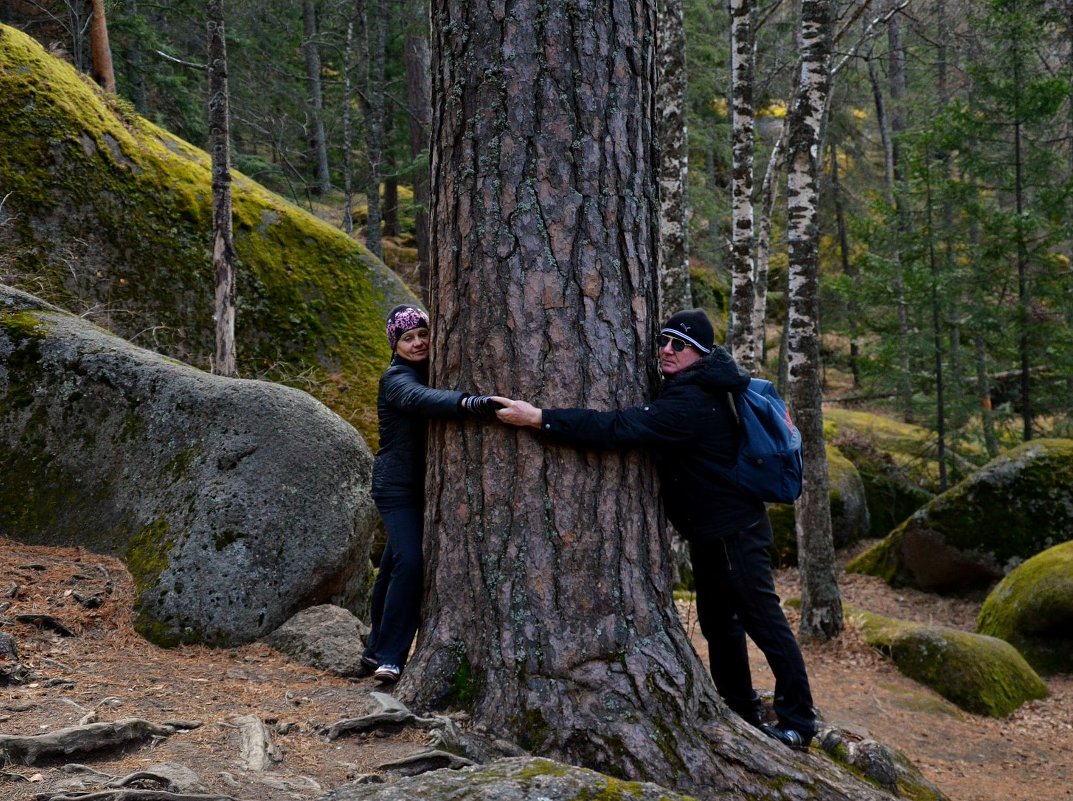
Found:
[728,0,759,371]
[89,0,116,93]
[1014,115,1033,441]
[359,0,387,258]
[752,125,787,366]
[656,0,692,317]
[828,141,859,388]
[786,0,841,641]
[404,0,432,303]
[342,19,356,235]
[303,0,332,196]
[924,157,948,490]
[975,332,999,457]
[208,0,236,377]
[402,1,882,796]
[384,154,401,237]
[866,50,911,419]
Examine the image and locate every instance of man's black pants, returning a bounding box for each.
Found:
[690,517,817,736]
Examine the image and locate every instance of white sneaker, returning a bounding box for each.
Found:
[373,664,400,684]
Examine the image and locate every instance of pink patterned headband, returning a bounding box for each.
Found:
[386,306,430,350]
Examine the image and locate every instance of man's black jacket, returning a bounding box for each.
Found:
[372,356,463,506]
[540,347,765,541]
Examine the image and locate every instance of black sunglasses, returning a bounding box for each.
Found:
[656,334,690,352]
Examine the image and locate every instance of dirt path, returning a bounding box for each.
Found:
[1,537,1070,801]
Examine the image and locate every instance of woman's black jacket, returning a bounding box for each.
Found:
[371,355,464,506]
[539,347,765,542]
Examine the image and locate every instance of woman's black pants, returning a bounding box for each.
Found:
[363,503,424,669]
[690,517,817,736]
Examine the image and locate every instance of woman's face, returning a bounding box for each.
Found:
[396,327,430,362]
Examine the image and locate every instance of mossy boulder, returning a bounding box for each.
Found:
[1,285,377,647]
[825,410,936,538]
[0,24,416,445]
[849,606,1048,717]
[977,540,1073,675]
[316,757,700,801]
[769,443,870,566]
[847,439,1073,594]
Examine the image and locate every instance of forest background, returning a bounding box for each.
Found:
[4,0,1072,466]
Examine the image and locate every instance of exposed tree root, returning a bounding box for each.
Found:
[0,718,179,765]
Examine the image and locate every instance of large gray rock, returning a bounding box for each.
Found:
[315,757,700,801]
[0,285,376,646]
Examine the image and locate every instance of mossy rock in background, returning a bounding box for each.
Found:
[826,412,935,538]
[977,540,1073,675]
[769,443,870,566]
[0,25,416,446]
[849,606,1048,717]
[846,439,1073,594]
[824,408,984,496]
[1,286,377,646]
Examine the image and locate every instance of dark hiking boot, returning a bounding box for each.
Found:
[762,723,812,751]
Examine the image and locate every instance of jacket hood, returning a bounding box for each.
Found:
[669,346,751,393]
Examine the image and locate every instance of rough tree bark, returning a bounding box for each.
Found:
[89,0,116,93]
[656,0,692,317]
[303,0,332,196]
[786,0,842,640]
[728,0,759,372]
[400,1,885,798]
[404,0,433,303]
[208,0,236,378]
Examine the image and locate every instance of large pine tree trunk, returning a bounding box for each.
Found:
[728,0,759,372]
[401,1,886,797]
[656,0,692,317]
[208,0,236,377]
[303,0,332,196]
[786,0,841,640]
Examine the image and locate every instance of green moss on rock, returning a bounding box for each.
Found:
[849,605,1048,717]
[977,540,1073,675]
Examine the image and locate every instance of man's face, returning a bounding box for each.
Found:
[658,334,704,377]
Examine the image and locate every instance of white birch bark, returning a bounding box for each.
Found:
[785,0,841,640]
[656,0,691,318]
[728,0,759,372]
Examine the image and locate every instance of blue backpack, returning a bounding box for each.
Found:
[712,378,804,504]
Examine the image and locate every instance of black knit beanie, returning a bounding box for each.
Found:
[660,309,714,354]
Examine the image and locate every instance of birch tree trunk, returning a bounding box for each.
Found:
[303,0,332,196]
[400,0,887,796]
[786,0,841,640]
[728,0,759,372]
[89,0,116,93]
[656,0,691,317]
[208,0,236,377]
[404,0,432,302]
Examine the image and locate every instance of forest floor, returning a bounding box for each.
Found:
[1,536,1070,801]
